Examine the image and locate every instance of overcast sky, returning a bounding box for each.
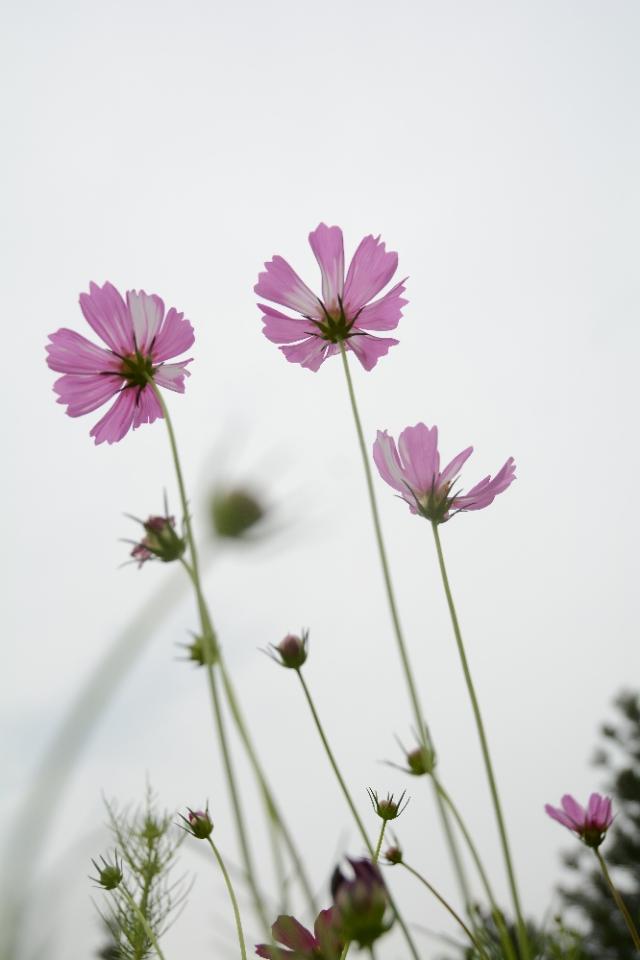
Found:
[2,1,640,957]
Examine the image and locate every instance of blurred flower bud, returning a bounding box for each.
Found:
[210,488,265,539]
[180,807,214,839]
[367,789,409,821]
[91,855,123,890]
[384,845,403,865]
[130,514,186,567]
[177,634,217,667]
[268,630,309,669]
[406,745,435,776]
[330,858,393,948]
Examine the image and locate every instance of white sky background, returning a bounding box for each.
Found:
[2,0,640,957]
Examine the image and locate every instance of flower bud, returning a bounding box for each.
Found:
[367,789,409,821]
[130,515,186,567]
[330,858,393,948]
[180,807,214,839]
[269,630,309,669]
[178,634,217,667]
[406,745,436,776]
[384,845,403,865]
[210,489,265,539]
[91,856,123,890]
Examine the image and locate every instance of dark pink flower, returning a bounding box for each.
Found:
[255,223,407,371]
[256,908,343,960]
[373,423,515,523]
[545,793,614,848]
[46,282,194,445]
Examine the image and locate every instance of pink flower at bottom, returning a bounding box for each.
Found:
[46,282,194,444]
[256,908,343,960]
[373,423,515,523]
[545,793,614,848]
[255,223,407,371]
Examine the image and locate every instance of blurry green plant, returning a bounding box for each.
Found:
[92,789,187,960]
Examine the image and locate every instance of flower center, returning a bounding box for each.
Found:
[309,298,357,343]
[120,351,156,388]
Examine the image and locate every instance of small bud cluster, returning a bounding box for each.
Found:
[130,514,186,567]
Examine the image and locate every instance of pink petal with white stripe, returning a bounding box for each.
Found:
[153,360,192,393]
[79,282,134,355]
[255,256,321,317]
[53,373,123,417]
[398,423,440,493]
[308,223,344,309]
[258,303,315,344]
[343,234,398,314]
[127,290,165,354]
[280,336,328,372]
[132,385,163,429]
[46,328,121,375]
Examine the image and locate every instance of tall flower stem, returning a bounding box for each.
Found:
[120,884,168,960]
[436,783,517,960]
[294,668,421,960]
[595,848,640,951]
[430,521,529,960]
[150,383,268,932]
[338,344,471,908]
[400,861,490,960]
[207,837,248,960]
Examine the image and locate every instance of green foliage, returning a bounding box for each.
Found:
[561,691,640,959]
[93,788,186,960]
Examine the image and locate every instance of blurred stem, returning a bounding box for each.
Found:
[400,861,490,960]
[294,669,421,960]
[120,884,168,960]
[151,382,268,932]
[436,782,517,960]
[338,943,351,960]
[207,837,248,960]
[430,521,529,960]
[595,848,640,951]
[338,344,471,911]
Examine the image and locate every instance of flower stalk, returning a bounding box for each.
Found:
[430,520,529,960]
[594,848,640,952]
[207,837,248,960]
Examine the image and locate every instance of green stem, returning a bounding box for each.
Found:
[430,521,529,960]
[120,884,168,960]
[219,660,317,915]
[338,344,472,910]
[595,848,640,952]
[295,669,373,855]
[338,942,351,960]
[207,838,248,960]
[150,382,268,931]
[436,782,517,960]
[294,669,421,960]
[400,862,490,960]
[373,821,387,863]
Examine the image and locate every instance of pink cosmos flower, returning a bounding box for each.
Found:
[545,793,614,848]
[255,223,407,371]
[373,423,515,523]
[256,908,343,960]
[46,282,194,445]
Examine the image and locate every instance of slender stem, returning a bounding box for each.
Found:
[338,344,471,909]
[294,669,421,960]
[150,383,268,931]
[295,669,373,855]
[207,838,248,960]
[436,782,517,960]
[219,660,317,915]
[338,943,350,960]
[373,821,387,863]
[120,884,168,960]
[430,521,530,960]
[400,862,490,960]
[595,848,640,951]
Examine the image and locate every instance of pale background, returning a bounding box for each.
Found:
[2,0,639,957]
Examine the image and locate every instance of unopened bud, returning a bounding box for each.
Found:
[331,858,393,948]
[268,630,309,669]
[181,807,213,839]
[91,856,123,890]
[384,846,403,865]
[211,489,265,539]
[130,515,186,567]
[407,745,436,776]
[367,789,409,821]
